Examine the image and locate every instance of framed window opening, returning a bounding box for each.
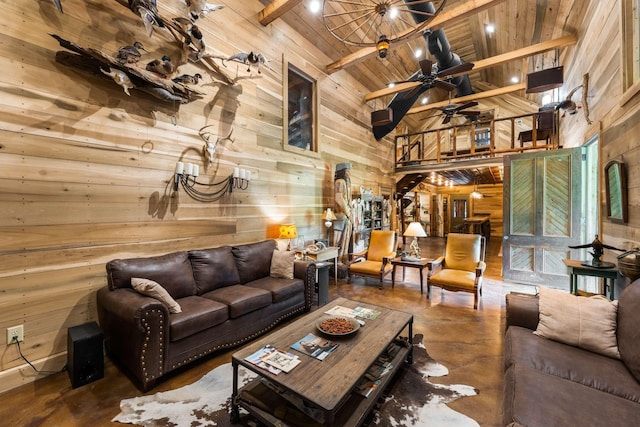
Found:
[621,0,640,104]
[283,58,319,155]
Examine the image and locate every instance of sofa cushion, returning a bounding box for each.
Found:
[617,280,640,383]
[131,277,182,313]
[504,363,640,427]
[189,246,241,294]
[270,249,295,279]
[534,286,620,359]
[106,251,197,299]
[232,240,277,284]
[168,296,229,342]
[246,277,305,303]
[202,285,272,318]
[505,326,640,404]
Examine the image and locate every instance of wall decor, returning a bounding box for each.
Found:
[51,34,203,104]
[225,52,270,74]
[604,160,628,223]
[199,126,234,164]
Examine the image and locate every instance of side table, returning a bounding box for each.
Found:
[390,257,431,294]
[562,259,618,299]
[306,246,339,284]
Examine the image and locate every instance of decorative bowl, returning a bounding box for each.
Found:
[316,316,360,336]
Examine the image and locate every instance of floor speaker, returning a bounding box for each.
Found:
[67,322,104,388]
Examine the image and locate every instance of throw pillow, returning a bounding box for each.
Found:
[131,277,182,314]
[534,286,620,359]
[270,249,295,279]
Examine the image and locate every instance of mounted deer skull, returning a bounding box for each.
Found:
[199,126,234,164]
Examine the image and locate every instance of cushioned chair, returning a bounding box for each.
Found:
[348,230,396,287]
[427,233,486,309]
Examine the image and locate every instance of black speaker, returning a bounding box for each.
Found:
[67,322,104,388]
[371,108,393,126]
[526,66,564,93]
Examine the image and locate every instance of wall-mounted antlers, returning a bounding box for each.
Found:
[199,126,234,164]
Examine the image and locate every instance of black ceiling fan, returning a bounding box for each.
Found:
[372,59,474,140]
[393,59,473,100]
[437,101,480,124]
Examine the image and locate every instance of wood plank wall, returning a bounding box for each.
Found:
[555,0,640,294]
[0,0,394,392]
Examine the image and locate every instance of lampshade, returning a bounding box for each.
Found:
[404,222,427,238]
[322,208,337,221]
[278,224,298,239]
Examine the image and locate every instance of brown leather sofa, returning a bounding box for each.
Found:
[97,240,316,391]
[503,281,640,426]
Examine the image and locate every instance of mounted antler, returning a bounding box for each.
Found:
[199,126,234,164]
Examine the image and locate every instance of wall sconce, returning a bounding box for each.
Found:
[173,162,250,202]
[403,221,427,258]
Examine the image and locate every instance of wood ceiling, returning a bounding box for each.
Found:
[259,0,586,184]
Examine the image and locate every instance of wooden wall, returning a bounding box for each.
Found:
[0,0,394,392]
[555,0,640,293]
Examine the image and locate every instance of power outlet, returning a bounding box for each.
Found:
[7,325,24,344]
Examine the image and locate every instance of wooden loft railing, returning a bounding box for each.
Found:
[395,109,560,169]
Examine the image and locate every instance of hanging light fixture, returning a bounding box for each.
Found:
[470,178,484,199]
[322,0,448,56]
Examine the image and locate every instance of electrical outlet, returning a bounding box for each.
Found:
[7,325,24,344]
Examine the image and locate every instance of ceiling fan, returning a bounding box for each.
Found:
[394,59,473,100]
[422,90,480,125]
[372,59,474,140]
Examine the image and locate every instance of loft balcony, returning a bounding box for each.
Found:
[395,109,561,173]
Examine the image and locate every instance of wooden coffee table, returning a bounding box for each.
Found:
[230,297,413,426]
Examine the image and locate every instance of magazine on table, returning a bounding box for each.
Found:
[290,332,339,361]
[324,305,381,320]
[245,345,300,374]
[261,349,301,373]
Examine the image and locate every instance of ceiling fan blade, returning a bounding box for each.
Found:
[419,59,433,75]
[458,110,481,116]
[434,79,456,92]
[442,115,452,124]
[455,101,479,111]
[402,84,425,100]
[437,62,475,78]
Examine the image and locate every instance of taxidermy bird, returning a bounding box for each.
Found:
[185,0,224,20]
[116,41,148,64]
[569,234,623,265]
[189,25,206,53]
[101,67,134,96]
[128,0,164,37]
[172,73,202,85]
[146,55,176,78]
[51,0,63,13]
[226,52,270,74]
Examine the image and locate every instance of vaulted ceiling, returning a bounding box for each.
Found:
[259,0,586,184]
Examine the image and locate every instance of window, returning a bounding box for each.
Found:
[621,0,640,104]
[284,62,319,153]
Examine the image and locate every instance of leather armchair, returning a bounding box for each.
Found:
[348,230,397,287]
[427,233,486,309]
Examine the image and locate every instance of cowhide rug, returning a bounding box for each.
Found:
[113,334,479,427]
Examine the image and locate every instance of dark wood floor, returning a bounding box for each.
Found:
[0,236,534,427]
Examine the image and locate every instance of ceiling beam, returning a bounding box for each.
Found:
[364,33,578,102]
[407,83,526,115]
[259,0,304,26]
[325,0,508,74]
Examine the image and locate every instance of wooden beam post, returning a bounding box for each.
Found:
[259,0,304,26]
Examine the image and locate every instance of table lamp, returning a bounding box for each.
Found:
[404,222,427,258]
[322,208,337,243]
[279,224,298,250]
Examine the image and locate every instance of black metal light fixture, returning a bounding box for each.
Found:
[173,162,250,202]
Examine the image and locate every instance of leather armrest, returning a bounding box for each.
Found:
[476,261,487,276]
[97,287,170,390]
[294,260,316,311]
[505,292,539,331]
